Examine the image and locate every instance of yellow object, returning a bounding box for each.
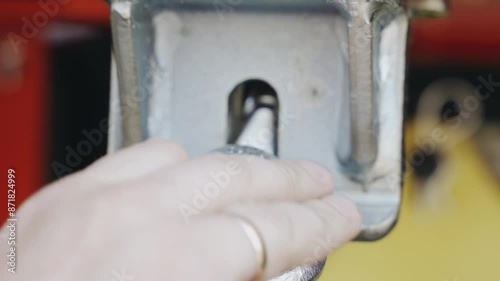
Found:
[320,123,500,281]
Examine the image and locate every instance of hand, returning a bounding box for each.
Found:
[0,138,361,281]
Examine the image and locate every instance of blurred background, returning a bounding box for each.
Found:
[0,0,499,280]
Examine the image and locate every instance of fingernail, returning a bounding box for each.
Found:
[298,161,334,187]
[330,196,361,219]
[328,195,363,239]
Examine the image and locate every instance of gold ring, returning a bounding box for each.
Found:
[231,215,267,281]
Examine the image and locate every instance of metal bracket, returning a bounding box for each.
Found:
[106,0,447,279]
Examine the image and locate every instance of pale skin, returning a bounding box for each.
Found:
[0,138,361,281]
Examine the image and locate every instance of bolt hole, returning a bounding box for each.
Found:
[227,79,279,148]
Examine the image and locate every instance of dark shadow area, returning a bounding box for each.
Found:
[48,28,111,181]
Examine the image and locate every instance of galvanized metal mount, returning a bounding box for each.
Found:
[108,0,406,239]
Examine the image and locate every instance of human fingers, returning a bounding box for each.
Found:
[143,153,335,214]
[187,195,362,281]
